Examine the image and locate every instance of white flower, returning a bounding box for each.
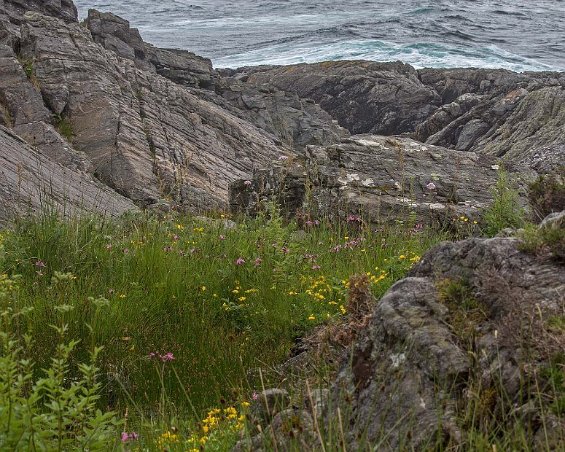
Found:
[426,182,437,191]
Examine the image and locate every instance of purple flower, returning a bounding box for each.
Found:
[426,182,437,191]
[347,214,362,223]
[254,257,263,266]
[34,260,46,268]
[161,352,175,362]
[252,391,259,400]
[244,180,252,187]
[121,432,139,443]
[281,246,289,255]
[235,257,246,265]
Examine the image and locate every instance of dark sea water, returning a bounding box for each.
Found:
[75,1,565,72]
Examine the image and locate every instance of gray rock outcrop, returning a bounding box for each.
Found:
[230,135,533,225]
[329,227,565,450]
[230,63,565,173]
[0,126,135,224]
[0,0,564,224]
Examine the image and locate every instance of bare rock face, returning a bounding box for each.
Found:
[85,9,215,89]
[85,10,347,151]
[16,11,284,209]
[231,64,565,173]
[236,61,442,136]
[230,135,533,225]
[331,230,565,450]
[0,0,77,24]
[0,126,135,224]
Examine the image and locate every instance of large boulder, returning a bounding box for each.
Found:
[331,230,565,450]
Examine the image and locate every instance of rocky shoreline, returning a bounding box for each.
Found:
[0,0,563,224]
[0,2,564,450]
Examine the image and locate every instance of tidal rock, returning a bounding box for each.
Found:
[237,61,442,135]
[233,63,565,173]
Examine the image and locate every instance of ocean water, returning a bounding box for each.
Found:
[75,0,565,72]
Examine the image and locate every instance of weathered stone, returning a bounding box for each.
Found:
[230,135,534,226]
[231,64,565,173]
[17,11,284,209]
[250,389,291,425]
[0,125,135,224]
[330,232,565,450]
[234,409,318,452]
[85,9,215,88]
[236,61,442,135]
[303,388,329,418]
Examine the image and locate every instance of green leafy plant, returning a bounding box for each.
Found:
[0,327,120,450]
[483,170,525,237]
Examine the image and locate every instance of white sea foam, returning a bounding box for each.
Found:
[214,39,560,72]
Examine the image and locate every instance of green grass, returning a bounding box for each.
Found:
[0,209,445,449]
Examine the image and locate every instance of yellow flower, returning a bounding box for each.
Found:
[241,401,250,408]
[308,315,316,321]
[399,255,406,260]
[201,286,207,292]
[238,296,247,303]
[340,305,347,315]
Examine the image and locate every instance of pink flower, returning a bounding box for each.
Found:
[281,246,289,255]
[312,265,321,270]
[254,257,263,266]
[426,182,437,191]
[34,259,46,268]
[236,257,246,265]
[161,352,175,362]
[252,391,259,400]
[219,235,226,241]
[121,432,139,442]
[244,180,252,186]
[347,214,361,223]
